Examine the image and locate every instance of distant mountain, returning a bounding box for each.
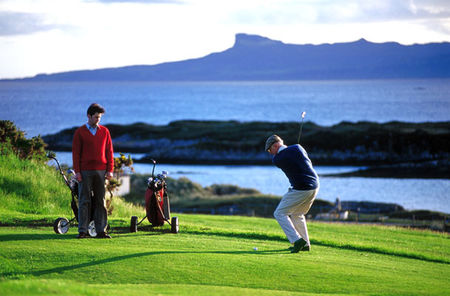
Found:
[16,33,450,81]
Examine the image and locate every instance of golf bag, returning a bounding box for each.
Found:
[145,176,170,227]
[130,159,178,233]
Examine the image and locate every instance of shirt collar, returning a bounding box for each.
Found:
[86,123,97,130]
[277,145,287,154]
[86,123,98,135]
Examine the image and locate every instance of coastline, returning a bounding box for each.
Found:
[322,160,450,179]
[42,119,450,179]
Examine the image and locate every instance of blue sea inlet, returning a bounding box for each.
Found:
[53,152,450,214]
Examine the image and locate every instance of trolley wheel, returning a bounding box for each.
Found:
[88,220,97,237]
[130,216,138,233]
[53,217,70,234]
[171,216,179,234]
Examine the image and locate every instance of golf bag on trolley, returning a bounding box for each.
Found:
[145,175,170,227]
[130,159,179,233]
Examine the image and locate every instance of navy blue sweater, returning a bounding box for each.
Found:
[273,145,319,190]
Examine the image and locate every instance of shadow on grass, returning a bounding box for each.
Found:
[1,226,447,265]
[184,229,450,265]
[111,226,173,234]
[0,228,167,242]
[0,233,76,242]
[0,219,54,227]
[1,249,288,278]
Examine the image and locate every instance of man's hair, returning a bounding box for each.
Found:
[87,103,105,116]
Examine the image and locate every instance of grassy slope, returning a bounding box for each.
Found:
[0,215,449,295]
[1,151,449,295]
[0,153,72,219]
[0,152,143,225]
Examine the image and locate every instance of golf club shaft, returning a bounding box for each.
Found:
[297,120,304,143]
[297,111,306,143]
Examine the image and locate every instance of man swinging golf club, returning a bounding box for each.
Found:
[266,114,319,253]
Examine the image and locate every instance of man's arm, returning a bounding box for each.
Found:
[105,129,114,180]
[72,128,82,182]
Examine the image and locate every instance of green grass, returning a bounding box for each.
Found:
[0,152,71,217]
[1,145,449,295]
[0,152,143,225]
[0,215,449,295]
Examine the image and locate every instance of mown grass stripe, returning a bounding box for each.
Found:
[1,221,447,265]
[182,226,450,264]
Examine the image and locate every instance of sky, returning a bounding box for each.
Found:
[0,0,449,79]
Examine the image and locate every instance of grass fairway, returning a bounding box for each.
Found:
[0,214,449,295]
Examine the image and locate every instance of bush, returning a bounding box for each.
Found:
[205,184,260,196]
[0,120,47,162]
[105,153,135,215]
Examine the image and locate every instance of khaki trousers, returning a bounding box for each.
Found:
[274,187,319,245]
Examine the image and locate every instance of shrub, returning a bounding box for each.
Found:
[106,153,135,215]
[0,120,47,162]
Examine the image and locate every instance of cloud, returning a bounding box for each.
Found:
[0,0,184,37]
[348,0,450,22]
[88,0,183,3]
[0,0,449,79]
[422,18,450,35]
[0,11,60,36]
[228,0,450,25]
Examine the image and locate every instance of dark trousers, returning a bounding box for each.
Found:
[78,170,108,234]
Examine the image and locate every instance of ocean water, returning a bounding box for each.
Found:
[1,79,449,137]
[2,79,449,213]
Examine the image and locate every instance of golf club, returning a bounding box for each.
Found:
[297,111,306,143]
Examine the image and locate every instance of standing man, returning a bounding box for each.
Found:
[265,135,319,253]
[73,103,114,239]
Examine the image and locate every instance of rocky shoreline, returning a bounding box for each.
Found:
[43,120,450,178]
[323,159,450,179]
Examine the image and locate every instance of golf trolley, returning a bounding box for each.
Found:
[49,156,103,237]
[130,159,179,234]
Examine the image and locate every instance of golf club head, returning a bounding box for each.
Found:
[301,111,306,119]
[150,159,156,177]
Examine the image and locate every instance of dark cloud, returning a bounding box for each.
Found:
[0,11,57,36]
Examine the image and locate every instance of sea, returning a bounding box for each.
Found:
[1,79,449,213]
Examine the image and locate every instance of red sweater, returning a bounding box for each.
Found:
[72,125,114,174]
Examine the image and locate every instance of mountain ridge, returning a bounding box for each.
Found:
[8,33,450,81]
